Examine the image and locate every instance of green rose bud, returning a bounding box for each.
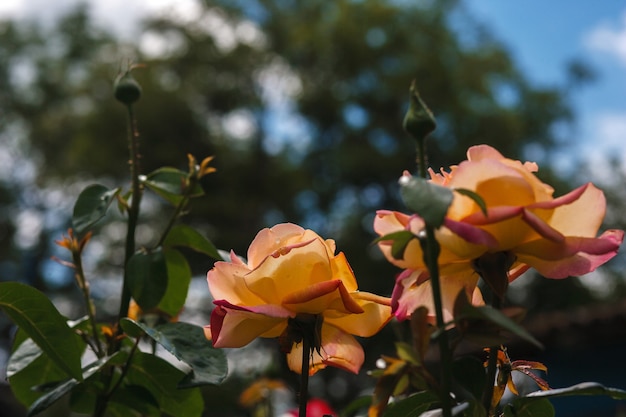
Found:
[403,80,436,142]
[114,71,142,105]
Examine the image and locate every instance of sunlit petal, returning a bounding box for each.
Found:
[247,223,306,268]
[209,303,289,348]
[286,325,364,375]
[282,280,363,314]
[245,239,332,304]
[207,261,265,305]
[325,291,392,337]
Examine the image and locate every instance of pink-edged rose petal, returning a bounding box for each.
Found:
[210,301,291,348]
[516,230,624,278]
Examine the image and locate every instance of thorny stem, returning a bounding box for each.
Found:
[298,336,311,417]
[94,336,141,417]
[421,226,453,417]
[72,250,103,357]
[95,102,142,417]
[155,176,196,248]
[483,296,502,415]
[416,132,428,179]
[403,82,450,415]
[117,102,142,327]
[416,144,452,417]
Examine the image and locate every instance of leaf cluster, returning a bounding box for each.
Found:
[1,152,227,416]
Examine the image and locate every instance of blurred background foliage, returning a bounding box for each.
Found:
[0,0,624,415]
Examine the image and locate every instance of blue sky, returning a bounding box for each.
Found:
[464,0,626,176]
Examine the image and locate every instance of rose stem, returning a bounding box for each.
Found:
[298,336,311,417]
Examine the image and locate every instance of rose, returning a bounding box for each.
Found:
[375,145,623,319]
[285,398,336,417]
[207,223,392,375]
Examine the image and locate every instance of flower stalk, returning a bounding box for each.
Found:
[404,82,452,417]
[118,99,142,325]
[299,335,311,417]
[95,68,144,417]
[55,230,103,357]
[474,253,508,415]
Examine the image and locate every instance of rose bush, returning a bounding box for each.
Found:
[207,223,392,374]
[375,144,623,320]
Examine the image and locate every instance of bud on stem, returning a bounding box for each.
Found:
[403,80,436,143]
[403,81,436,178]
[114,70,142,105]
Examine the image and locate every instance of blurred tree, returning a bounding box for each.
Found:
[0,0,615,414]
[0,0,597,300]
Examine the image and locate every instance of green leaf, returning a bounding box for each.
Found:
[107,385,160,417]
[125,351,204,417]
[395,342,419,365]
[374,231,417,260]
[453,290,542,349]
[127,248,168,310]
[454,188,488,216]
[7,338,43,378]
[399,176,453,228]
[163,223,221,260]
[72,184,120,234]
[120,319,228,387]
[469,305,541,348]
[452,356,486,400]
[7,342,68,406]
[524,382,626,401]
[0,282,83,381]
[158,249,192,317]
[502,398,554,417]
[27,355,113,417]
[142,167,203,205]
[382,391,439,417]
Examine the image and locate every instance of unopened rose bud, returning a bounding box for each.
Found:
[114,71,142,104]
[403,80,436,142]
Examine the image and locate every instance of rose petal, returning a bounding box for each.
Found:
[247,223,306,268]
[527,183,587,210]
[390,269,427,319]
[286,325,364,375]
[330,251,359,292]
[207,261,265,306]
[374,210,427,269]
[281,280,364,314]
[209,303,289,348]
[244,238,332,304]
[466,144,505,161]
[390,269,483,323]
[521,209,564,243]
[516,230,624,278]
[443,218,499,248]
[461,206,524,225]
[324,291,392,337]
[534,183,607,237]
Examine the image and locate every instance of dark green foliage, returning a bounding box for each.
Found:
[127,248,168,310]
[0,282,84,381]
[120,319,228,387]
[72,184,120,235]
[399,176,454,228]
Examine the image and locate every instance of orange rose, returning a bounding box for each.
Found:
[375,145,623,319]
[207,223,391,375]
